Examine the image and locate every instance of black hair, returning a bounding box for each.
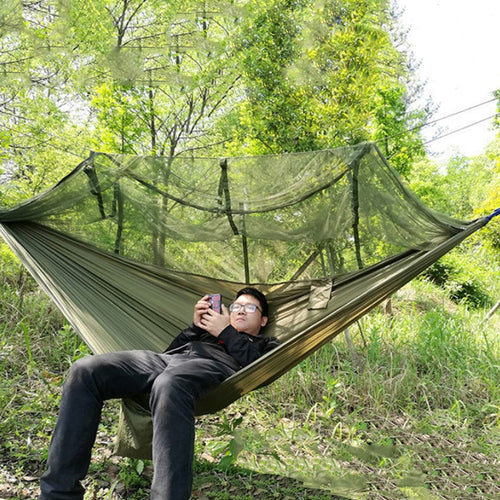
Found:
[235,287,269,318]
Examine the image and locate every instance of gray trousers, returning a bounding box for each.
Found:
[38,349,235,500]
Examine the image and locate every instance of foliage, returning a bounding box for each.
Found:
[0,0,242,195]
[220,0,428,164]
[472,138,500,250]
[0,0,435,201]
[406,136,500,278]
[0,0,93,191]
[0,2,499,495]
[421,250,494,309]
[117,458,150,492]
[405,158,453,214]
[264,281,498,419]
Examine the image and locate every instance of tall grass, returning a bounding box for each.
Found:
[223,279,499,498]
[0,254,90,468]
[2,259,497,436]
[258,279,499,428]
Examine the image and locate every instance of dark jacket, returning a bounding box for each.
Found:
[165,324,280,371]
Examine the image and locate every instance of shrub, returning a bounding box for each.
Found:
[421,250,493,308]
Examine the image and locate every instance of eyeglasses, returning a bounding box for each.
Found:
[229,303,261,314]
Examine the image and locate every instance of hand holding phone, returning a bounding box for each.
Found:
[196,294,230,337]
[208,294,221,314]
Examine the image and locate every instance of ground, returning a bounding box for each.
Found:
[1,395,499,500]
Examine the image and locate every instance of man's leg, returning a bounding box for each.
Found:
[39,350,169,500]
[149,354,234,500]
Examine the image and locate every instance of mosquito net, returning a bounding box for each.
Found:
[0,143,467,279]
[0,142,490,457]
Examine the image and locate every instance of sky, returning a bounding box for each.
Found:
[395,0,500,160]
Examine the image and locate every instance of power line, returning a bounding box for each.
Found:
[424,113,499,145]
[418,96,497,131]
[377,95,498,148]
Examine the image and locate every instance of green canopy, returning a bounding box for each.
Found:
[0,143,490,458]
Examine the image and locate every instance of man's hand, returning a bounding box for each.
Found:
[193,296,211,327]
[193,296,230,337]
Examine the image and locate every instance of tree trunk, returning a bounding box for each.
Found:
[484,300,500,323]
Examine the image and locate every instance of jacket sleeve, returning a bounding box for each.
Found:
[217,325,280,368]
[165,324,202,352]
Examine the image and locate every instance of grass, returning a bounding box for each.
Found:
[0,256,499,499]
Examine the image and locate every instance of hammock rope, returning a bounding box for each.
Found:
[485,207,500,222]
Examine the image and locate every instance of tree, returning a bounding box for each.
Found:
[217,0,429,171]
[79,0,242,157]
[219,0,320,154]
[1,0,435,190]
[0,0,92,202]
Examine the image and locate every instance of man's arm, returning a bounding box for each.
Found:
[164,324,202,352]
[217,326,280,368]
[195,295,279,367]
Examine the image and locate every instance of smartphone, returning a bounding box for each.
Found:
[208,294,221,314]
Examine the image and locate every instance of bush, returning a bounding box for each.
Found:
[421,249,494,308]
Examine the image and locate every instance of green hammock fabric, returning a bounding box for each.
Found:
[0,142,489,458]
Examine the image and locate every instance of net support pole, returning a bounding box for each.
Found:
[219,158,250,283]
[83,152,106,219]
[239,202,250,284]
[350,156,364,270]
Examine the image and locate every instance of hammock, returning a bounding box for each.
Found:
[0,143,493,458]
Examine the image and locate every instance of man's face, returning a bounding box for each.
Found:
[229,294,268,337]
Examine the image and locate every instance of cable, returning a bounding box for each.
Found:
[423,113,500,145]
[387,112,500,160]
[418,96,497,131]
[376,95,498,146]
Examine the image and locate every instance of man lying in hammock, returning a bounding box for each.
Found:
[38,287,279,500]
